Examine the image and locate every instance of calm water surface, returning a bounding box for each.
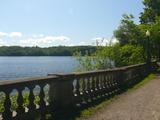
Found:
[0,56,78,80]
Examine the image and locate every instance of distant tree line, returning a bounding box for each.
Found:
[0,46,96,56]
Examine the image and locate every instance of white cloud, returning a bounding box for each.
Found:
[0,39,9,46]
[18,35,71,47]
[0,32,8,37]
[0,39,5,44]
[0,32,71,47]
[0,31,119,47]
[9,32,22,37]
[32,34,44,38]
[0,32,22,38]
[78,41,93,46]
[0,32,72,47]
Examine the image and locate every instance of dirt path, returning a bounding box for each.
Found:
[85,75,160,120]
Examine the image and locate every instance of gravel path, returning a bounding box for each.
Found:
[86,75,160,120]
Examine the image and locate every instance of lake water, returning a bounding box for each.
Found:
[0,56,78,80]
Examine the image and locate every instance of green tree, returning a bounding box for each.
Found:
[139,17,160,60]
[116,44,145,67]
[150,17,160,60]
[139,0,160,60]
[140,0,160,23]
[74,40,115,72]
[114,14,141,46]
[74,43,145,71]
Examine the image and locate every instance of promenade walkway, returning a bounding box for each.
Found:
[86,75,160,120]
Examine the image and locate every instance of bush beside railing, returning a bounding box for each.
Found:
[0,61,158,120]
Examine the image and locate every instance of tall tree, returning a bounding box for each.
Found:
[114,14,141,46]
[140,0,160,23]
[150,17,160,60]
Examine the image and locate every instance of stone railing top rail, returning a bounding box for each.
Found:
[48,63,147,77]
[0,75,59,87]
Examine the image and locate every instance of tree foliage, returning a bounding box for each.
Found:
[140,0,160,23]
[115,44,145,67]
[114,14,141,46]
[74,40,116,72]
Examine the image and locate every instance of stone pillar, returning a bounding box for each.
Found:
[118,68,126,91]
[49,74,75,109]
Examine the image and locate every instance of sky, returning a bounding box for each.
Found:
[0,0,144,47]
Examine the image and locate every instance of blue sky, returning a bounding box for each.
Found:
[0,0,144,47]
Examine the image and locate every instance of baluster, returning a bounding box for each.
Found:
[110,74,114,94]
[99,74,104,97]
[16,87,25,117]
[75,78,81,104]
[2,89,12,119]
[39,84,46,120]
[98,74,102,97]
[86,76,91,102]
[39,84,46,109]
[48,82,56,118]
[107,74,112,96]
[104,74,108,96]
[115,72,120,93]
[91,76,96,100]
[102,74,106,96]
[112,74,116,94]
[28,85,36,111]
[130,69,134,84]
[82,77,87,103]
[95,75,100,98]
[112,73,116,93]
[26,85,36,120]
[136,68,139,82]
[43,84,49,106]
[105,74,110,96]
[101,74,105,97]
[82,77,85,94]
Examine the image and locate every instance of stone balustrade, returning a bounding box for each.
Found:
[0,61,158,120]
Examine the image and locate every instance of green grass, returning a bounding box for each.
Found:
[76,73,157,120]
[75,97,116,120]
